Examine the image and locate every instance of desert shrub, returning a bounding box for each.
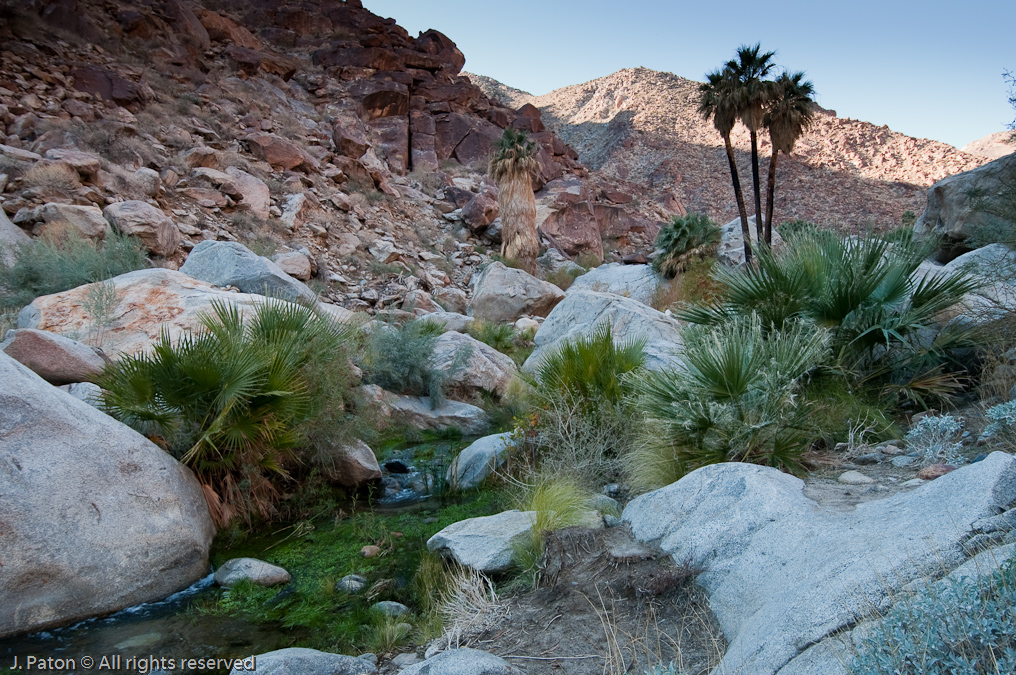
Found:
[801,376,900,448]
[628,315,829,490]
[777,219,821,241]
[361,319,448,404]
[680,230,980,409]
[650,257,722,312]
[652,213,721,278]
[980,400,1016,449]
[525,324,647,484]
[851,557,1016,675]
[544,265,584,290]
[98,299,357,527]
[468,319,515,353]
[0,231,148,309]
[21,161,80,192]
[904,414,965,465]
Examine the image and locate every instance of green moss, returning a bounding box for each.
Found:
[198,492,500,654]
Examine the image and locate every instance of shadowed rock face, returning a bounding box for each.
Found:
[623,455,1016,675]
[0,352,215,638]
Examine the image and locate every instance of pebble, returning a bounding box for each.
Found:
[901,478,926,488]
[360,545,382,558]
[853,453,885,465]
[916,464,956,481]
[372,600,410,617]
[891,456,917,468]
[838,470,874,485]
[337,574,367,593]
[603,514,622,528]
[390,653,420,667]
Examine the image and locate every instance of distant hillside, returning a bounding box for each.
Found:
[469,67,991,230]
[963,131,1016,160]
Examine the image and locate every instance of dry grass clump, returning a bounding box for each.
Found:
[22,161,80,193]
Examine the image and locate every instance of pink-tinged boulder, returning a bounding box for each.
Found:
[1,328,107,385]
[539,202,603,262]
[103,201,181,256]
[246,133,319,172]
[17,269,281,358]
[366,116,409,176]
[225,167,271,220]
[166,0,210,51]
[182,146,221,169]
[43,148,101,180]
[324,439,382,487]
[272,250,314,280]
[512,103,545,133]
[0,352,214,638]
[197,8,262,49]
[413,29,465,75]
[69,64,152,112]
[332,116,371,159]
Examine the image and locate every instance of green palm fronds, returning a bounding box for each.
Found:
[652,213,722,278]
[488,128,539,183]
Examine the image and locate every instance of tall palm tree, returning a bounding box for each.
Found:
[726,44,776,243]
[699,68,753,264]
[489,129,540,274]
[763,72,815,245]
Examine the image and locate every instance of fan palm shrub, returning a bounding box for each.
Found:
[489,129,540,274]
[628,315,829,490]
[99,299,357,527]
[652,213,722,278]
[679,231,981,408]
[699,67,753,263]
[763,71,815,244]
[525,323,648,484]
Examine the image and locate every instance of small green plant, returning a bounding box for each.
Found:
[99,299,356,527]
[0,231,148,309]
[628,315,829,489]
[82,279,119,348]
[777,219,821,242]
[851,557,1016,675]
[468,319,515,353]
[652,213,721,278]
[980,400,1016,449]
[362,319,447,404]
[533,323,646,407]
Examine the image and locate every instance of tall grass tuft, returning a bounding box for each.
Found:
[98,299,357,527]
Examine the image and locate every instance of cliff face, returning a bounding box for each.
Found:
[471,67,994,231]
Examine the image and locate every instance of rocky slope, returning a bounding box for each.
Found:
[0,0,668,315]
[469,67,993,230]
[963,130,1015,160]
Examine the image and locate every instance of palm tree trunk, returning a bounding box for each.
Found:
[764,151,779,246]
[749,128,763,244]
[498,172,538,274]
[723,136,752,264]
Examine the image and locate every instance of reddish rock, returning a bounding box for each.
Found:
[513,103,546,133]
[461,192,499,232]
[539,175,589,206]
[225,45,298,80]
[602,190,634,204]
[441,186,475,209]
[198,9,262,49]
[332,116,371,159]
[181,187,228,207]
[410,135,439,173]
[410,110,436,135]
[487,107,511,128]
[413,29,465,75]
[356,83,409,120]
[659,192,688,217]
[594,204,642,239]
[1,329,107,385]
[366,116,409,175]
[225,167,271,220]
[62,98,95,120]
[69,65,151,112]
[454,125,501,169]
[539,202,604,262]
[312,47,403,71]
[434,113,474,160]
[534,146,563,188]
[415,82,478,107]
[166,0,210,51]
[916,464,957,481]
[103,201,181,257]
[246,132,318,172]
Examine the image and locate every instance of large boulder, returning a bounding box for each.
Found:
[399,648,516,675]
[18,269,278,358]
[0,352,215,638]
[523,289,683,372]
[943,243,1016,323]
[225,166,271,220]
[229,648,375,675]
[387,394,490,436]
[103,200,181,257]
[468,262,565,323]
[323,439,382,487]
[430,331,518,399]
[447,432,514,490]
[622,455,1016,675]
[427,510,536,573]
[717,214,784,267]
[180,240,317,305]
[1,328,106,384]
[568,263,659,305]
[31,203,109,243]
[246,132,319,172]
[915,153,1016,246]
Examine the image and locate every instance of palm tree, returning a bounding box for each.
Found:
[699,68,753,264]
[489,129,540,274]
[726,44,776,243]
[762,71,815,245]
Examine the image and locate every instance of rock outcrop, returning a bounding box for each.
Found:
[447,431,514,490]
[179,240,316,305]
[467,262,565,323]
[429,330,518,399]
[228,648,375,675]
[622,455,1016,675]
[567,263,658,304]
[427,510,536,573]
[0,352,214,638]
[1,328,107,384]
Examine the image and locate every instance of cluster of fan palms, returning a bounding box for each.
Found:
[699,44,816,264]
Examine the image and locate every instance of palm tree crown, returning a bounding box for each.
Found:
[765,72,815,154]
[489,128,539,182]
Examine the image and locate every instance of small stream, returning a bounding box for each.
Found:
[0,438,471,674]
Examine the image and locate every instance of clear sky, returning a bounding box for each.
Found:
[364,0,1013,150]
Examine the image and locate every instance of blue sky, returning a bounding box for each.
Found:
[365,0,1013,149]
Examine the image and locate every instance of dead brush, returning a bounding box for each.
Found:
[438,565,508,649]
[22,161,80,193]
